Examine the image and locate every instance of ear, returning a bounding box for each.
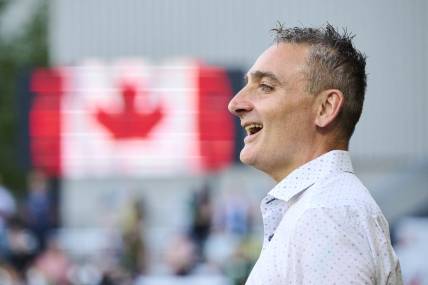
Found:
[315,89,344,128]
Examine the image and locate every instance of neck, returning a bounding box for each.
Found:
[270,139,348,182]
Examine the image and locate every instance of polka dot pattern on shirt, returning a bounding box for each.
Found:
[245,150,403,285]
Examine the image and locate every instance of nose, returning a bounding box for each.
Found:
[228,89,253,117]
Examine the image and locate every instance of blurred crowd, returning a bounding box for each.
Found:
[0,173,261,285]
[1,169,428,285]
[163,183,260,283]
[0,169,64,285]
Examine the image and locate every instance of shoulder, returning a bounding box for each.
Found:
[288,171,391,244]
[303,171,383,217]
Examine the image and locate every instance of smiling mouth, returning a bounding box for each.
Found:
[244,123,263,136]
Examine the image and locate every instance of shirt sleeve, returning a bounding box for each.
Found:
[283,206,400,285]
[367,214,403,285]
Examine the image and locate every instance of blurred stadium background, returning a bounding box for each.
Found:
[0,0,427,284]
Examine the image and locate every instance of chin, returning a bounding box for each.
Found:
[240,147,265,169]
[239,149,256,166]
[240,147,276,177]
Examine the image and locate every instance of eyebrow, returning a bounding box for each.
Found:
[244,70,282,85]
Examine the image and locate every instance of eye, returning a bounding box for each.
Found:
[259,83,274,93]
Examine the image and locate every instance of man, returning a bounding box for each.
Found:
[228,24,402,284]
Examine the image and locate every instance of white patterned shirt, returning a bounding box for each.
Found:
[246,150,403,285]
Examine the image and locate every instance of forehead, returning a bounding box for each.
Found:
[248,43,310,82]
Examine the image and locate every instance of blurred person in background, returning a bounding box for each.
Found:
[208,190,258,284]
[24,169,54,254]
[5,215,38,282]
[188,183,213,262]
[228,23,402,284]
[213,190,254,237]
[27,236,71,285]
[119,198,147,277]
[0,260,20,285]
[0,178,20,285]
[164,234,197,276]
[0,175,16,259]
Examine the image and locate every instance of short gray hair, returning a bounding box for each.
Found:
[272,23,367,139]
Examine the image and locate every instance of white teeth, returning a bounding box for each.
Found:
[245,123,263,135]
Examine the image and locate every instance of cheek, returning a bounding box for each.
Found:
[267,105,314,139]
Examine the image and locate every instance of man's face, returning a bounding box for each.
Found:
[228,43,318,180]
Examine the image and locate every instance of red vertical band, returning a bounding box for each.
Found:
[30,69,63,177]
[197,64,234,171]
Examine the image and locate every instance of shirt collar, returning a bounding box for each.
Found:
[267,150,354,202]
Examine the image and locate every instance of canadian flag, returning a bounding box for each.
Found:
[30,60,234,178]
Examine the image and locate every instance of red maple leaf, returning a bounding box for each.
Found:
[96,83,164,139]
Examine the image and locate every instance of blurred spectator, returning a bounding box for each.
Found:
[223,237,260,285]
[5,215,38,280]
[24,170,54,253]
[188,183,213,261]
[27,236,71,285]
[0,261,20,285]
[164,234,197,276]
[119,198,147,276]
[204,232,260,284]
[0,175,16,258]
[214,191,254,237]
